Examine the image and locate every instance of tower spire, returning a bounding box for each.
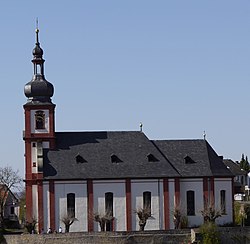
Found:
[32,21,44,76]
[24,23,54,103]
[35,18,39,44]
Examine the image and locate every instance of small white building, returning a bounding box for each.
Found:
[1,185,20,223]
[223,159,246,201]
[23,28,234,233]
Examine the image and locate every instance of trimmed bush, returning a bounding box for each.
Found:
[199,222,220,244]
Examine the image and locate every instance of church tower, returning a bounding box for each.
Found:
[23,27,55,229]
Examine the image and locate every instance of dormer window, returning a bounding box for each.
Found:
[75,154,86,163]
[35,110,45,129]
[184,155,196,164]
[111,154,122,163]
[147,153,158,162]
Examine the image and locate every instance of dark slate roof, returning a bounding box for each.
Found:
[153,140,233,177]
[43,131,180,180]
[223,159,246,176]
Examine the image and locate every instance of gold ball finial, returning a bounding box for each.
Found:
[35,18,39,33]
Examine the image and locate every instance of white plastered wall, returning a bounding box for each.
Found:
[131,179,162,231]
[179,178,204,227]
[43,182,50,231]
[54,181,88,232]
[30,110,49,133]
[31,142,37,174]
[93,180,126,231]
[214,178,233,225]
[31,141,49,174]
[32,185,38,221]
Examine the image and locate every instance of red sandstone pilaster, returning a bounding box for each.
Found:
[163,178,170,229]
[87,180,94,232]
[126,179,132,231]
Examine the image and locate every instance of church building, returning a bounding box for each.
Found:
[23,28,234,233]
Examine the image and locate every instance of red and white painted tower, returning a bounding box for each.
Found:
[23,27,55,231]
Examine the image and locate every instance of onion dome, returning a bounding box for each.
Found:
[24,27,54,103]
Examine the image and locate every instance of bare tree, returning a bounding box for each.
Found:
[24,217,37,234]
[173,207,182,229]
[93,212,114,231]
[134,207,151,231]
[201,202,221,223]
[61,211,78,233]
[0,166,22,227]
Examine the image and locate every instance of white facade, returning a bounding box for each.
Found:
[131,179,163,230]
[32,185,38,220]
[93,180,126,231]
[179,178,204,227]
[31,141,50,174]
[43,183,50,231]
[55,181,88,232]
[41,177,233,232]
[214,178,233,225]
[43,181,88,232]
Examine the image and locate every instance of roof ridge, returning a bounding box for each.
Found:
[153,139,205,142]
[55,130,142,133]
[150,141,181,177]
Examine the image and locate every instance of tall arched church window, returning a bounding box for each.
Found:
[187,190,195,216]
[35,110,45,129]
[105,192,113,231]
[67,193,75,218]
[143,191,151,215]
[220,190,226,214]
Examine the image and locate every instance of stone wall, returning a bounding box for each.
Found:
[218,227,250,244]
[3,227,250,244]
[192,226,250,244]
[2,230,190,244]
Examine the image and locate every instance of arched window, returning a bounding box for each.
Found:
[67,193,75,218]
[220,190,226,214]
[187,190,195,216]
[35,110,45,129]
[105,192,113,231]
[143,191,151,215]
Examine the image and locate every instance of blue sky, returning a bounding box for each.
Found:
[0,1,250,177]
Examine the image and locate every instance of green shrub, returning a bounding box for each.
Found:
[234,201,247,226]
[199,222,220,244]
[234,201,241,225]
[244,203,250,226]
[180,216,189,228]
